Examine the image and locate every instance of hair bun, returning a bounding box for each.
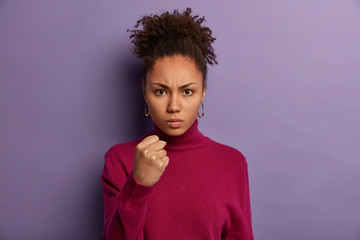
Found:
[128,7,218,66]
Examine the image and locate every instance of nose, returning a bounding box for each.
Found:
[167,94,181,113]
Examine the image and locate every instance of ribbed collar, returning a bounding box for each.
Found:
[147,119,207,151]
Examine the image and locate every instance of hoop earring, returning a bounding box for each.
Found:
[144,103,150,117]
[198,103,204,118]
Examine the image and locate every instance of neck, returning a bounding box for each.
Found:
[148,119,206,151]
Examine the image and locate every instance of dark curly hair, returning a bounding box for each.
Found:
[127,7,218,87]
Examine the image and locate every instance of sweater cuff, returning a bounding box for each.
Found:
[117,171,153,211]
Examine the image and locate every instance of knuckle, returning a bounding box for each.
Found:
[143,149,149,157]
[149,135,159,141]
[135,144,142,152]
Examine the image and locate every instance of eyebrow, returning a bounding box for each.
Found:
[152,83,196,89]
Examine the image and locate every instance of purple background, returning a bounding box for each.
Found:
[1,0,360,239]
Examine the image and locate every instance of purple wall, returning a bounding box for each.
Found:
[1,1,360,239]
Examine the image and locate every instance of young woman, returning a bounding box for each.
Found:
[101,8,254,240]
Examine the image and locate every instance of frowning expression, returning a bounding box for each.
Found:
[143,55,205,136]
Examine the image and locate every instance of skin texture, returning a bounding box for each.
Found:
[132,135,169,186]
[144,55,205,136]
[132,55,205,186]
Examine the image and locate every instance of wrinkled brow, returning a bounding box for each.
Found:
[152,83,196,89]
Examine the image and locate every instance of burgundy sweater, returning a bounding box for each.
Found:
[101,120,254,240]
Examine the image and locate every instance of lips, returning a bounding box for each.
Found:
[166,119,183,128]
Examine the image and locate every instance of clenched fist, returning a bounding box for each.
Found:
[132,135,169,186]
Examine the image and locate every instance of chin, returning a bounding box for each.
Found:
[163,127,186,136]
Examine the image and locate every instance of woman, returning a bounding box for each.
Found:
[101,8,254,240]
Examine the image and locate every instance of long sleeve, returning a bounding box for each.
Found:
[223,160,254,240]
[101,151,153,240]
[101,120,254,239]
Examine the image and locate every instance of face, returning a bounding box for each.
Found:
[143,55,205,136]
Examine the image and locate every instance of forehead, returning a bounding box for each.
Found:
[146,55,203,85]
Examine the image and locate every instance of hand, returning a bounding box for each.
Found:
[132,135,169,186]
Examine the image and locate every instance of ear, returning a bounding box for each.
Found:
[201,83,206,103]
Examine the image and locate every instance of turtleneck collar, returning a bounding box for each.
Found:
[147,119,207,151]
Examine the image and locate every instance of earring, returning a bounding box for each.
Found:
[198,103,205,118]
[145,103,150,117]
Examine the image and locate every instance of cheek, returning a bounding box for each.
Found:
[184,98,202,112]
[148,97,165,112]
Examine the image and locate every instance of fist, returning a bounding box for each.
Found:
[132,135,169,186]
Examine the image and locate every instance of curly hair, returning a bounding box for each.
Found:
[127,7,218,86]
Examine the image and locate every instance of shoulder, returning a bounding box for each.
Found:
[105,138,142,158]
[206,138,246,158]
[206,138,248,167]
[104,137,144,167]
[101,138,145,188]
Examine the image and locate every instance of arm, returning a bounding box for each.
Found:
[101,152,153,240]
[224,160,254,240]
[101,136,169,240]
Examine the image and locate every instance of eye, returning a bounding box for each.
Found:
[155,89,166,95]
[184,89,193,96]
